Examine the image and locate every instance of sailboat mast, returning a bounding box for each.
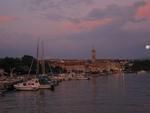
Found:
[41,41,45,75]
[36,39,40,76]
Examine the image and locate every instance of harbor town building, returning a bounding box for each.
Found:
[48,48,125,74]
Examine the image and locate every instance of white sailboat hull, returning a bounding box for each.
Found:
[14,85,38,91]
[13,79,40,91]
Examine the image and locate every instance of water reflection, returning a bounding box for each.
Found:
[91,77,97,97]
[1,73,150,113]
[36,90,46,113]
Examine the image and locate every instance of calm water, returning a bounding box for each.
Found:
[1,73,150,113]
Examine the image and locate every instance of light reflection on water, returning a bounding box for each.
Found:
[1,73,150,113]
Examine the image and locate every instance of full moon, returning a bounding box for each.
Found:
[145,45,150,50]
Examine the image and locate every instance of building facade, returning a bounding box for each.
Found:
[48,48,125,74]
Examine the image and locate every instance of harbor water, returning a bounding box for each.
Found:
[1,73,150,113]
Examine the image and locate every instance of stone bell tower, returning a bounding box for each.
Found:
[91,47,96,63]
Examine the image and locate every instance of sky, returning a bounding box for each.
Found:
[0,0,150,59]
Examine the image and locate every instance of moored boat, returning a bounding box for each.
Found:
[14,76,52,91]
[38,75,52,89]
[75,73,90,80]
[14,79,39,91]
[14,39,54,91]
[75,75,90,80]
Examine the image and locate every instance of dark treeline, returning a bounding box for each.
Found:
[0,56,150,75]
[124,59,150,73]
[0,55,65,75]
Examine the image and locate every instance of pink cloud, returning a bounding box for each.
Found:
[122,21,150,31]
[135,1,150,20]
[62,18,113,32]
[0,16,17,24]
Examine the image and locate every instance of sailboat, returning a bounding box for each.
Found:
[36,40,52,89]
[14,40,52,91]
[13,57,40,91]
[14,76,51,91]
[13,78,39,91]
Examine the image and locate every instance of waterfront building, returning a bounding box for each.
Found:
[49,59,86,73]
[48,49,125,74]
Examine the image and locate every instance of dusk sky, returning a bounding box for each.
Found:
[0,0,150,59]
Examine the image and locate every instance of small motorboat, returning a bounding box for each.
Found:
[75,74,90,80]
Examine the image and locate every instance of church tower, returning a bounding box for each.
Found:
[91,47,96,63]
